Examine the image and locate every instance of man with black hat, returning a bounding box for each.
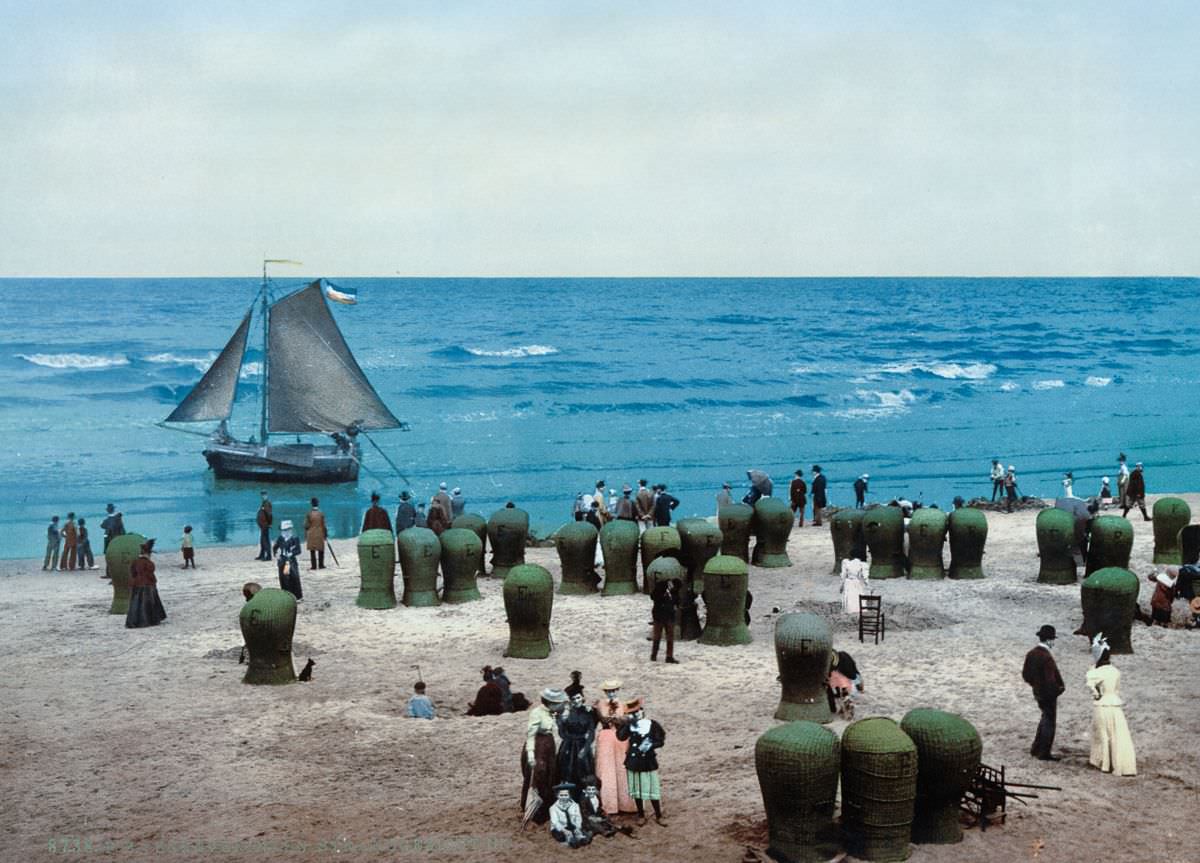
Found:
[715,481,734,516]
[1022,624,1066,760]
[255,491,273,560]
[652,484,679,527]
[810,465,828,526]
[395,491,416,533]
[854,474,869,509]
[101,503,125,552]
[788,469,807,526]
[361,491,392,532]
[634,479,654,534]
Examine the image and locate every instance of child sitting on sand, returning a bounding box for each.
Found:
[180,525,195,569]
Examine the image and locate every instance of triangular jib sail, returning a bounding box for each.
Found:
[267,281,402,434]
[164,311,252,423]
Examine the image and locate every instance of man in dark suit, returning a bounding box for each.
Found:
[652,485,680,527]
[810,465,828,526]
[255,491,273,560]
[1021,624,1066,760]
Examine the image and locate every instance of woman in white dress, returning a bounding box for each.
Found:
[840,558,870,614]
[1085,634,1137,776]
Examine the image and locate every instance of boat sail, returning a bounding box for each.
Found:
[162,265,403,483]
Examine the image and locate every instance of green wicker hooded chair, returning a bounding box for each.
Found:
[755,721,842,863]
[752,497,794,568]
[773,613,834,723]
[555,521,600,595]
[599,519,640,595]
[398,527,441,607]
[439,527,483,603]
[718,502,754,562]
[1035,508,1078,585]
[1081,567,1139,654]
[900,709,982,844]
[840,717,918,862]
[698,555,752,645]
[239,587,297,685]
[677,518,723,594]
[1152,497,1191,564]
[863,507,906,580]
[907,509,947,580]
[831,509,866,574]
[640,526,682,593]
[487,507,529,580]
[356,528,397,609]
[503,563,553,659]
[106,532,146,615]
[947,508,988,580]
[451,513,488,576]
[1085,516,1133,576]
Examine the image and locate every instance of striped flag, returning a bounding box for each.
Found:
[325,282,357,305]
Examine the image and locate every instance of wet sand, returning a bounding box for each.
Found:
[2,495,1196,863]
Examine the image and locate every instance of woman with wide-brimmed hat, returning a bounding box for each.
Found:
[616,697,667,825]
[593,679,636,815]
[125,539,167,629]
[520,688,568,825]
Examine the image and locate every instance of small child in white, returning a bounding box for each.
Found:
[181,525,195,569]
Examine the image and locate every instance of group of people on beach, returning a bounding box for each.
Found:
[42,504,128,571]
[572,479,680,532]
[992,453,1152,518]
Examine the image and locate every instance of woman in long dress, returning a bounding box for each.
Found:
[840,558,869,614]
[556,693,597,797]
[593,679,637,815]
[125,539,167,628]
[1085,634,1137,776]
[520,689,567,824]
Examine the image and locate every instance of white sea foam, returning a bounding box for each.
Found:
[1085,376,1112,387]
[880,361,997,380]
[18,352,130,370]
[144,352,217,372]
[465,344,558,358]
[1032,379,1065,390]
[854,388,918,410]
[240,362,263,379]
[999,382,1020,392]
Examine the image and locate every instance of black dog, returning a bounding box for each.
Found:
[298,658,315,682]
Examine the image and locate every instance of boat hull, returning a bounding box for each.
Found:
[203,441,359,484]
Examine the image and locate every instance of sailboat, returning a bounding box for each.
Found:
[161,261,404,483]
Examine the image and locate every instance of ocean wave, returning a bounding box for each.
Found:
[999,382,1020,392]
[1085,376,1112,387]
[856,388,918,408]
[144,352,217,373]
[1032,379,1065,390]
[17,352,130,370]
[433,344,559,360]
[879,361,997,380]
[240,362,262,379]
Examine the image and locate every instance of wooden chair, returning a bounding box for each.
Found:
[858,594,885,644]
[961,762,1007,831]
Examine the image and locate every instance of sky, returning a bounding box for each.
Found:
[0,1,1197,277]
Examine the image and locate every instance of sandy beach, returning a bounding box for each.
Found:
[2,496,1196,863]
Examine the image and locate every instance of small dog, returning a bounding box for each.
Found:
[298,658,315,682]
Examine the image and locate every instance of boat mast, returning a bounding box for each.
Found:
[259,259,270,445]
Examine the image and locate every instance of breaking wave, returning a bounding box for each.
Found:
[465,344,558,358]
[144,352,217,373]
[18,352,130,370]
[879,361,997,380]
[1085,376,1112,387]
[1032,379,1066,390]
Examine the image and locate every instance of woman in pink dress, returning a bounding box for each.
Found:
[593,679,637,814]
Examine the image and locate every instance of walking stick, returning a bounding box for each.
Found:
[326,540,340,568]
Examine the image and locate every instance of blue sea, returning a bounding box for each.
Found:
[1,277,1196,560]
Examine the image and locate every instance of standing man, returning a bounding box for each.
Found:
[60,512,78,571]
[990,459,1004,501]
[43,515,61,571]
[788,470,807,527]
[255,491,273,561]
[616,485,636,521]
[304,497,328,570]
[1004,465,1018,512]
[1122,462,1150,521]
[101,503,124,552]
[854,474,869,509]
[362,491,392,532]
[635,479,654,535]
[395,490,417,533]
[810,465,828,527]
[450,487,466,518]
[715,481,734,516]
[653,484,680,527]
[1117,453,1130,512]
[432,482,453,521]
[1021,624,1065,761]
